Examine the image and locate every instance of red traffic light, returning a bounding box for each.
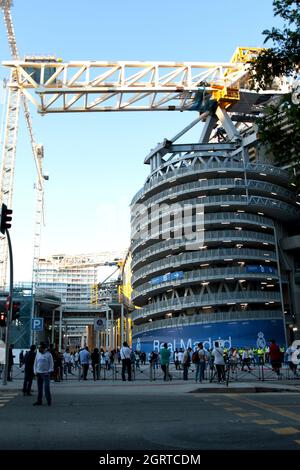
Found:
[0,203,13,234]
[5,295,11,312]
[0,312,6,327]
[12,301,21,321]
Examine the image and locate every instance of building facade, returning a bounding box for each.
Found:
[130,108,300,355]
[36,254,98,305]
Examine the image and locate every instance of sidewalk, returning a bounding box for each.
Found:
[1,375,300,395]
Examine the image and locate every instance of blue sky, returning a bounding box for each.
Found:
[0,0,281,281]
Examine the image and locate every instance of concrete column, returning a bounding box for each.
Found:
[105,308,109,350]
[121,303,124,346]
[126,314,129,343]
[273,222,288,346]
[87,325,94,351]
[51,310,55,344]
[110,309,114,350]
[58,306,63,351]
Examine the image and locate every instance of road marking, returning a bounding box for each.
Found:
[228,396,300,423]
[253,419,279,425]
[211,402,232,406]
[272,427,300,435]
[224,407,243,411]
[236,412,261,417]
[0,404,5,407]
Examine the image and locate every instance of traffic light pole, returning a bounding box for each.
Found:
[2,228,13,386]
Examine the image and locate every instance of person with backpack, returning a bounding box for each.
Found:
[193,342,206,382]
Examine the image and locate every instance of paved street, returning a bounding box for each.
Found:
[1,379,300,450]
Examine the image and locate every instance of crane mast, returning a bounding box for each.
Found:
[0,0,45,288]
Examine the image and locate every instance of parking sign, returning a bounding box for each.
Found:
[32,317,44,331]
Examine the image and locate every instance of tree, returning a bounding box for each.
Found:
[250,0,300,90]
[250,0,300,185]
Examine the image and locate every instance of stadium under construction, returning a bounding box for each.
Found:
[130,98,300,355]
[1,36,300,354]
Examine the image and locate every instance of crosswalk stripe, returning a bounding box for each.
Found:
[272,427,300,435]
[253,419,279,425]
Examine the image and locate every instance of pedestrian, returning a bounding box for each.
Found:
[33,343,54,406]
[22,345,36,396]
[120,341,132,381]
[212,341,225,383]
[182,347,192,380]
[19,350,24,368]
[7,344,14,381]
[195,342,207,382]
[79,346,90,380]
[91,347,100,380]
[269,339,282,378]
[160,343,172,381]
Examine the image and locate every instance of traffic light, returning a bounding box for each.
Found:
[0,312,6,327]
[0,203,13,234]
[12,302,20,321]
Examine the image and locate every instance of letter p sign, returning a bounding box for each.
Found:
[32,317,44,331]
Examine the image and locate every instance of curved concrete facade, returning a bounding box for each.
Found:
[130,146,300,351]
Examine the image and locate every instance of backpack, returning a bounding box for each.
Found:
[192,350,200,364]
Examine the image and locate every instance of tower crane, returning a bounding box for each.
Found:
[0,0,46,289]
[1,3,289,292]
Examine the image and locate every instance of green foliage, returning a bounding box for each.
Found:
[257,94,300,187]
[249,0,300,90]
[250,1,300,188]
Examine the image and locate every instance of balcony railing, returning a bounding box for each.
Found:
[132,247,277,286]
[132,265,279,301]
[132,291,281,320]
[131,178,295,221]
[131,160,289,206]
[132,310,283,334]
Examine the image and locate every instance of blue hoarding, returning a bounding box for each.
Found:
[246,265,276,274]
[150,271,184,286]
[132,318,286,355]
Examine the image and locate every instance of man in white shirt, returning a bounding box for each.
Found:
[79,346,90,380]
[212,341,225,383]
[120,341,132,381]
[33,343,54,406]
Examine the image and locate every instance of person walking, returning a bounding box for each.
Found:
[79,346,90,380]
[182,347,192,380]
[269,339,282,378]
[120,341,132,381]
[160,343,172,381]
[19,350,24,369]
[91,347,100,380]
[33,343,54,406]
[22,345,36,396]
[212,341,225,383]
[7,344,15,381]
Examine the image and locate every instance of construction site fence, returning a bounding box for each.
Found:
[7,360,299,385]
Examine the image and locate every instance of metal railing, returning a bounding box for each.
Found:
[132,291,281,320]
[132,310,283,335]
[131,178,295,222]
[131,160,290,206]
[132,247,277,286]
[132,266,279,301]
